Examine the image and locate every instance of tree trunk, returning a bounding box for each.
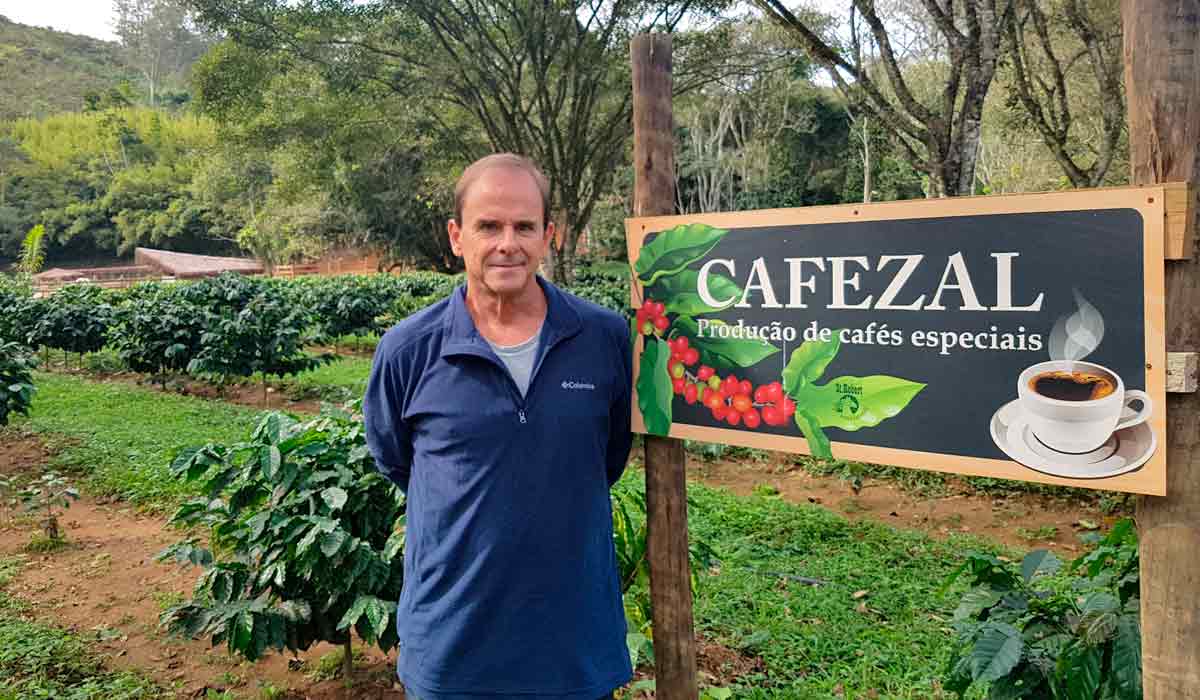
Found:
[342,636,353,683]
[1125,1,1200,697]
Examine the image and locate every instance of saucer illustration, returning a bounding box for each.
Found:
[989,400,1155,479]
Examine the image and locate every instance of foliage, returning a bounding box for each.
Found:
[611,479,718,638]
[943,519,1141,699]
[188,0,739,282]
[106,285,205,381]
[0,341,36,426]
[18,472,79,542]
[1002,0,1125,188]
[568,266,630,318]
[299,275,398,343]
[0,275,38,346]
[753,0,1011,196]
[159,409,405,671]
[0,615,165,699]
[3,108,222,259]
[113,0,212,107]
[187,292,330,389]
[19,224,46,274]
[27,284,112,359]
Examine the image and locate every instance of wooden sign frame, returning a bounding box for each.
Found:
[626,186,1172,495]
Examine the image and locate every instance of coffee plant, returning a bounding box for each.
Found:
[0,341,36,426]
[18,472,79,542]
[301,276,394,345]
[27,284,112,365]
[568,266,630,317]
[107,287,206,385]
[0,275,38,346]
[187,293,331,400]
[942,519,1141,699]
[159,409,405,679]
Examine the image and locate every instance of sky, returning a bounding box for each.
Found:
[0,0,118,42]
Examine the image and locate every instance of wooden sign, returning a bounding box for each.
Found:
[626,186,1168,495]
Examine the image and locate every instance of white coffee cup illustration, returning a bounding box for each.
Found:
[1016,360,1152,454]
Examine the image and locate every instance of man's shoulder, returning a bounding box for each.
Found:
[376,293,455,360]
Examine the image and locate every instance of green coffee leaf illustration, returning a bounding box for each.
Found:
[647,269,741,316]
[794,409,832,459]
[637,336,673,436]
[798,375,925,431]
[673,316,779,370]
[634,223,729,285]
[781,336,841,396]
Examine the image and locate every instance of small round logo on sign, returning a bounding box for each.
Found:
[836,393,861,417]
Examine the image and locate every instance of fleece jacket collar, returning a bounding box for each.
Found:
[439,275,583,361]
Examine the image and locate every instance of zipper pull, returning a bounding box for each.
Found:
[518,409,527,424]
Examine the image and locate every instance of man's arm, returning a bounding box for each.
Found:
[606,315,634,487]
[363,346,414,493]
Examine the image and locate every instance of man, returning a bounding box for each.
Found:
[363,153,634,700]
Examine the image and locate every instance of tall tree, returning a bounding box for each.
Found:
[752,0,1017,197]
[113,0,211,105]
[186,0,732,280]
[1003,0,1124,188]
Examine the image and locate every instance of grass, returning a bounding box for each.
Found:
[265,356,373,403]
[7,372,1021,696]
[14,372,261,509]
[616,471,1000,698]
[0,557,166,700]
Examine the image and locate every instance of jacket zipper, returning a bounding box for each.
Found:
[476,331,563,426]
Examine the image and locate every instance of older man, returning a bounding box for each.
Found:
[363,153,634,700]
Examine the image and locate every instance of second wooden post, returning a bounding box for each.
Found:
[631,33,699,700]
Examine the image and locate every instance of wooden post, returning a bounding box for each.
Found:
[1125,2,1200,697]
[631,34,699,700]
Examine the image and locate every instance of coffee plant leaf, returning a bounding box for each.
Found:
[637,337,672,436]
[673,316,779,370]
[634,223,728,285]
[969,622,1022,682]
[797,376,925,431]
[794,409,831,459]
[781,336,840,397]
[646,269,741,316]
[1021,550,1061,584]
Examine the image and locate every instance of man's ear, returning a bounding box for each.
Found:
[447,218,464,256]
[542,220,556,255]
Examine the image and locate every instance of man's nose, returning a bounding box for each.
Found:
[496,226,519,252]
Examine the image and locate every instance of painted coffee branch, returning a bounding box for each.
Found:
[626,187,1169,495]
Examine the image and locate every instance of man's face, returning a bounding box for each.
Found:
[448,167,554,299]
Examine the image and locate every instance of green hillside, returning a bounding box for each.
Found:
[0,15,135,121]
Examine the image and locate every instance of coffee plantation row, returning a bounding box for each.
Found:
[0,267,631,390]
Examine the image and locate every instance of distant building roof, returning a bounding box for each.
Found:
[134,248,263,278]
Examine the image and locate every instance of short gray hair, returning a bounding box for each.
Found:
[454,153,551,227]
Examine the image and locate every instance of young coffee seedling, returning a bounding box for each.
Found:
[19,472,79,542]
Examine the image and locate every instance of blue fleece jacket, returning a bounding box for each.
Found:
[362,278,634,699]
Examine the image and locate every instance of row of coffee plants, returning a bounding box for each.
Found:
[0,266,630,391]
